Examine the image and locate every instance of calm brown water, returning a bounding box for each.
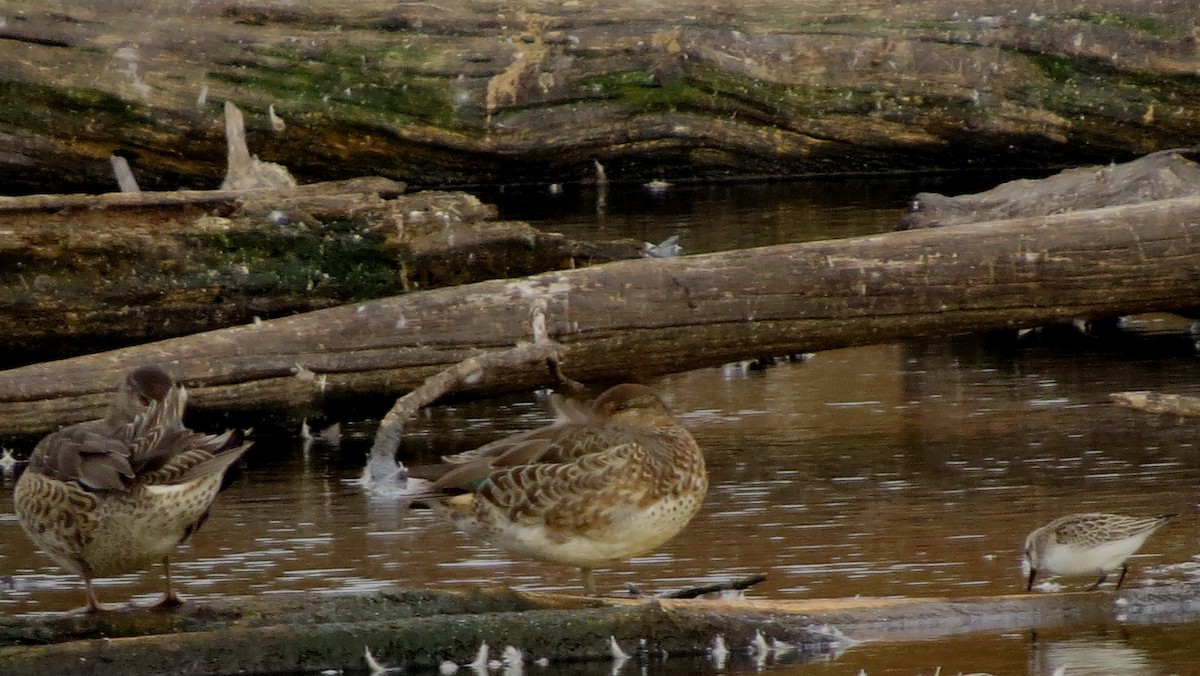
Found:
[4,177,1200,674]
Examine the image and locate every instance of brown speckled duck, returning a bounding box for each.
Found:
[406,383,708,595]
[13,366,251,612]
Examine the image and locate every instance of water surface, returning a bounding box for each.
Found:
[3,176,1198,674]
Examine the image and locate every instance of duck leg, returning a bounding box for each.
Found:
[152,555,183,609]
[580,568,596,596]
[81,575,112,613]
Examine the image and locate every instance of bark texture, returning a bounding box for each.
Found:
[0,179,641,363]
[2,584,1198,676]
[3,194,1200,438]
[3,1,1200,192]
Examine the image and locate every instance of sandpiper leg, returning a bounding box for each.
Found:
[581,568,596,596]
[1114,563,1129,590]
[1026,568,1037,592]
[1086,572,1108,591]
[152,555,183,609]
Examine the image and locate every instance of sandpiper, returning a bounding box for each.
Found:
[1023,512,1177,591]
[404,383,708,595]
[13,366,252,612]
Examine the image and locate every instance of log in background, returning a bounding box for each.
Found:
[2,195,1199,438]
[2,0,1200,192]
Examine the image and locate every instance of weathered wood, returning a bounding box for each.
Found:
[1111,391,1200,417]
[901,148,1200,229]
[0,180,642,361]
[2,583,1199,676]
[3,195,1200,439]
[4,1,1200,192]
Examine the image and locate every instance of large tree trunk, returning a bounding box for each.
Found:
[2,195,1199,439]
[3,0,1200,193]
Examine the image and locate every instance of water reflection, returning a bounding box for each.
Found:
[3,334,1199,613]
[1029,634,1152,675]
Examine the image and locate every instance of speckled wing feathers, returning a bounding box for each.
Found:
[476,443,646,533]
[1050,513,1174,548]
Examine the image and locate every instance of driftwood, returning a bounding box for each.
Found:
[1111,391,1200,418]
[4,1,1200,193]
[3,583,1200,676]
[4,194,1200,438]
[0,179,642,361]
[901,147,1200,229]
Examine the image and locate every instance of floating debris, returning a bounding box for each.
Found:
[0,447,16,475]
[364,646,401,675]
[749,629,770,656]
[269,103,286,133]
[533,657,549,668]
[467,643,490,672]
[438,660,459,675]
[609,636,630,661]
[709,634,728,671]
[593,160,608,187]
[109,155,140,193]
[318,422,343,447]
[806,623,859,648]
[502,645,524,668]
[643,234,682,258]
[644,179,671,193]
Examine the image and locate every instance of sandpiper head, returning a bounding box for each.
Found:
[591,383,673,424]
[1022,530,1040,568]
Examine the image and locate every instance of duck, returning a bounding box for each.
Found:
[13,365,252,612]
[1023,512,1177,591]
[405,383,708,595]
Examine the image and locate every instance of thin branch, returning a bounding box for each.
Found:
[657,574,768,599]
[364,342,562,487]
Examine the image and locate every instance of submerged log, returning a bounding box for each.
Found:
[901,147,1200,229]
[1111,391,1200,418]
[3,195,1200,438]
[0,180,641,362]
[2,584,1198,676]
[4,1,1200,192]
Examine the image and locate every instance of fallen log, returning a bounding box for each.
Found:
[0,180,641,362]
[5,1,1200,192]
[1111,391,1200,418]
[900,147,1200,229]
[4,194,1200,439]
[2,584,1197,676]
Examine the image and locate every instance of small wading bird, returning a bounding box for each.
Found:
[403,383,708,596]
[1023,512,1177,591]
[13,366,251,612]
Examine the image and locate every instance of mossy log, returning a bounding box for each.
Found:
[3,194,1200,439]
[2,584,1199,676]
[3,1,1200,193]
[0,179,641,362]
